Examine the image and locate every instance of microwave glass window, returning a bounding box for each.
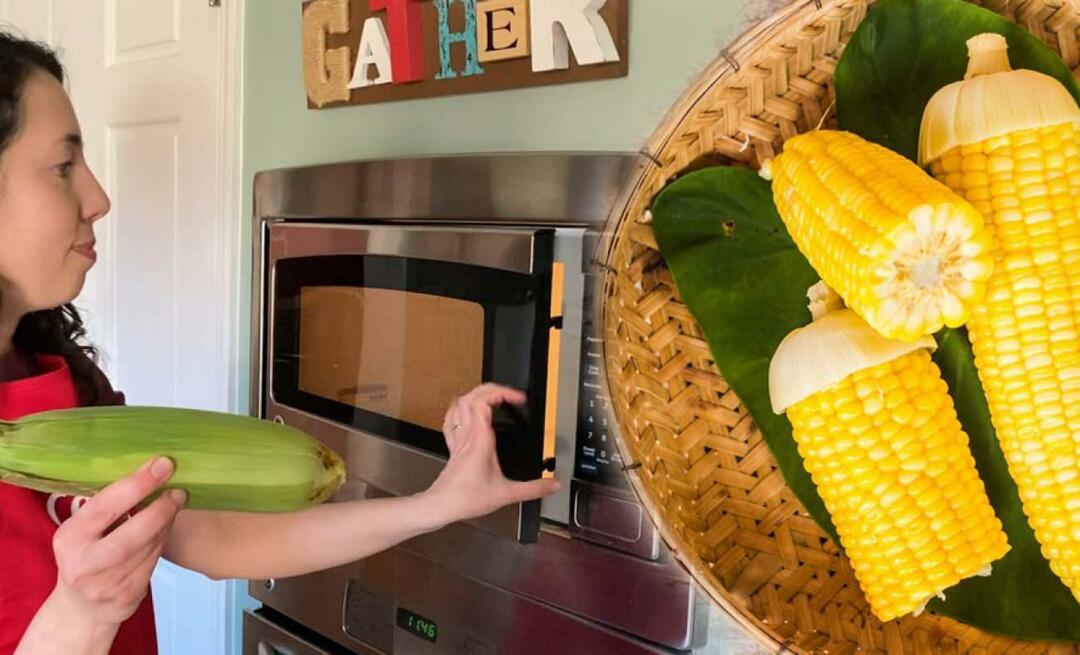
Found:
[270,245,554,484]
[298,287,485,432]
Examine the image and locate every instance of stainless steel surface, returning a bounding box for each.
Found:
[250,479,698,652]
[398,520,696,649]
[538,229,585,525]
[569,480,661,560]
[244,610,335,655]
[268,223,541,275]
[253,542,682,654]
[253,153,648,227]
[267,401,525,540]
[248,153,649,421]
[264,222,560,541]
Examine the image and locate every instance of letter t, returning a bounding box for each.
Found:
[370,0,426,83]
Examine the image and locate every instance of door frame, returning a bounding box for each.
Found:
[216,0,249,653]
[222,0,246,416]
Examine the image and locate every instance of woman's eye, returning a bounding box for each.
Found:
[56,161,74,178]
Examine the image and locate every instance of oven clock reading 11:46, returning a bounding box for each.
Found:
[396,607,437,643]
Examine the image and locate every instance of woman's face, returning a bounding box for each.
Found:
[0,70,109,316]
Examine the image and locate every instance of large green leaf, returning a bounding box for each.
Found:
[834,0,1080,162]
[651,167,837,541]
[652,167,1080,641]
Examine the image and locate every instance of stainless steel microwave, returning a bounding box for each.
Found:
[266,222,562,541]
[246,154,706,654]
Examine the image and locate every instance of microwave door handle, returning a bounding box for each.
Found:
[257,641,295,655]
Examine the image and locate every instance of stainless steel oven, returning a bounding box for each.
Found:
[245,154,708,654]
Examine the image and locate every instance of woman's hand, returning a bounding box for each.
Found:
[50,456,186,628]
[423,384,560,525]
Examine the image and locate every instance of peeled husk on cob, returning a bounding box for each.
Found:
[920,32,1080,601]
[0,405,346,513]
[769,282,1010,621]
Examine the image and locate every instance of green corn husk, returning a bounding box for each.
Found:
[0,405,346,512]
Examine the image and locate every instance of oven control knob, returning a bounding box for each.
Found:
[263,578,276,592]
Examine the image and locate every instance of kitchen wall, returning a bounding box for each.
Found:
[234,0,779,651]
[240,0,777,401]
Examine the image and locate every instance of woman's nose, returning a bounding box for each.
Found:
[80,166,111,223]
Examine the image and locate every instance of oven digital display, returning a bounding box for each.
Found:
[396,606,438,643]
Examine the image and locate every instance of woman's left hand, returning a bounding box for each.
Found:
[422,384,560,525]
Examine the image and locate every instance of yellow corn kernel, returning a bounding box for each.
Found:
[766,130,994,342]
[786,350,1009,621]
[928,122,1080,600]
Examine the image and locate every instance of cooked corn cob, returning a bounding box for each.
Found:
[920,33,1080,600]
[0,405,345,512]
[762,130,994,342]
[770,283,1009,621]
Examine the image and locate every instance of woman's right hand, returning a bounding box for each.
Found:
[423,384,560,526]
[50,455,186,627]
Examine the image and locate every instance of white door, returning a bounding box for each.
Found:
[0,2,244,654]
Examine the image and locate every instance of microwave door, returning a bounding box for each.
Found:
[489,229,557,542]
[266,224,556,543]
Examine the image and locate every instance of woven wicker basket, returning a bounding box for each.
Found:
[599,1,1080,653]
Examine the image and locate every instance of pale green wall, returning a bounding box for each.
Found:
[233,0,773,652]
[239,0,770,403]
[245,0,764,168]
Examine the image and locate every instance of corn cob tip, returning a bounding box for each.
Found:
[768,284,936,413]
[867,202,994,340]
[964,33,1011,79]
[769,130,994,341]
[910,590,949,619]
[807,280,845,320]
[920,34,1080,165]
[758,159,774,181]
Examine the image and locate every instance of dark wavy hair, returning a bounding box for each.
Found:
[0,32,104,404]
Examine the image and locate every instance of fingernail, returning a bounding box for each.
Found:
[150,456,173,479]
[168,488,187,507]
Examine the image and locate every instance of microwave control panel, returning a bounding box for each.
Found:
[573,271,627,488]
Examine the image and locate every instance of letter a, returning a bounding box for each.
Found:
[349,16,394,88]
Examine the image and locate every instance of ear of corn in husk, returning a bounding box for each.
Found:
[770,282,1010,621]
[0,405,346,513]
[761,130,995,343]
[920,32,1080,601]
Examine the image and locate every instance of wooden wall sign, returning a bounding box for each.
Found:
[302,0,629,109]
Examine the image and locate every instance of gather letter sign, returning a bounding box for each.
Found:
[302,0,628,108]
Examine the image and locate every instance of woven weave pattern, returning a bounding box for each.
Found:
[602,1,1080,653]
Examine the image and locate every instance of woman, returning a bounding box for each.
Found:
[0,33,559,655]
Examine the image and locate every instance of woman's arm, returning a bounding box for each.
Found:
[16,587,119,655]
[164,492,442,580]
[163,384,558,581]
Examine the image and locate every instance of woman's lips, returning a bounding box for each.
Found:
[72,241,97,262]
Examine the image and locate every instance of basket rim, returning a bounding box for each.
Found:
[597,2,857,651]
